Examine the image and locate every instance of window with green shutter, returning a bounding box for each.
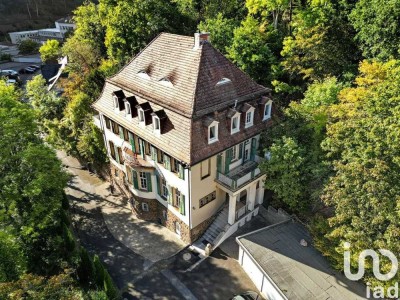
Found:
[114,145,120,164]
[128,132,136,153]
[225,148,232,173]
[178,163,185,180]
[239,142,243,159]
[151,145,158,161]
[164,154,171,171]
[250,138,256,161]
[132,170,139,189]
[179,194,185,216]
[146,172,152,192]
[167,185,173,205]
[217,154,222,174]
[156,174,161,196]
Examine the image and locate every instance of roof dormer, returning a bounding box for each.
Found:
[216,77,231,86]
[136,102,153,126]
[112,90,125,112]
[159,77,174,87]
[137,70,150,79]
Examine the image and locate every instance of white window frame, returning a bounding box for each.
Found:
[125,102,131,118]
[153,115,161,134]
[245,108,255,128]
[231,145,238,161]
[208,121,219,144]
[175,221,181,236]
[138,108,145,125]
[113,96,119,111]
[263,100,272,121]
[174,189,181,208]
[139,171,147,190]
[142,202,149,212]
[231,112,241,134]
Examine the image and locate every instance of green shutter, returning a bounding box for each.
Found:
[178,164,185,180]
[146,172,152,192]
[167,185,173,205]
[119,126,124,139]
[225,149,232,173]
[217,154,222,174]
[156,174,161,196]
[128,132,136,152]
[239,142,243,159]
[164,154,171,171]
[151,146,158,161]
[132,170,139,189]
[179,194,185,216]
[114,145,120,164]
[250,138,256,161]
[139,139,145,157]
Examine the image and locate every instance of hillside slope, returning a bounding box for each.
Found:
[0,0,85,41]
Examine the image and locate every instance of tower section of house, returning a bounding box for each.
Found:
[92,33,274,250]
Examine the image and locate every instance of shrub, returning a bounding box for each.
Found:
[103,269,119,300]
[93,255,105,288]
[77,247,94,286]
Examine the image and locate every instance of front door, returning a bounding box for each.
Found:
[243,140,251,162]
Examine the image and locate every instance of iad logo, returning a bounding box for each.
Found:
[343,242,398,281]
[343,242,400,299]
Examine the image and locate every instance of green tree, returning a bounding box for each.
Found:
[0,231,26,282]
[350,0,400,60]
[313,60,400,289]
[18,39,40,54]
[26,75,65,124]
[198,13,238,54]
[0,80,69,274]
[39,40,60,63]
[227,16,280,85]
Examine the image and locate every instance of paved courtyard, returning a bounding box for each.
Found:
[58,150,263,299]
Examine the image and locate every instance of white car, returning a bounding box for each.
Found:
[6,79,16,85]
[1,69,18,76]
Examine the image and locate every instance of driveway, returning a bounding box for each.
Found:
[58,150,263,299]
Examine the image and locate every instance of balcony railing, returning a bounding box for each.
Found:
[216,160,262,191]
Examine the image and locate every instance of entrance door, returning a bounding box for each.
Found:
[243,139,251,162]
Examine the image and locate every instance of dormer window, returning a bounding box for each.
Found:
[208,121,219,144]
[113,96,119,110]
[231,112,240,134]
[263,100,272,121]
[159,77,173,87]
[125,102,131,118]
[216,77,231,86]
[138,70,150,79]
[245,109,254,128]
[138,108,145,124]
[153,116,160,133]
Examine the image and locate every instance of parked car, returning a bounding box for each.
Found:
[29,65,40,70]
[1,69,18,76]
[23,67,35,74]
[230,291,261,300]
[6,79,16,86]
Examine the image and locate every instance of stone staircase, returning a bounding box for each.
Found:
[191,206,229,256]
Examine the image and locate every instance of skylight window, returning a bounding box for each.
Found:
[216,77,231,86]
[159,77,173,87]
[138,70,150,79]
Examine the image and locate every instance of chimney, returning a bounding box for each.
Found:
[194,32,211,49]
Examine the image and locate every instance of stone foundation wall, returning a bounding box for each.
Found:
[109,163,210,244]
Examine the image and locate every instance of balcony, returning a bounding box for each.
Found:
[216,160,262,191]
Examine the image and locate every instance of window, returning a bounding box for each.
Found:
[163,210,167,220]
[139,172,147,190]
[161,179,168,199]
[109,141,116,160]
[208,122,218,144]
[173,158,179,173]
[138,70,150,79]
[175,221,181,236]
[142,202,149,212]
[138,108,145,123]
[174,189,181,208]
[231,145,238,161]
[153,116,160,133]
[113,96,119,110]
[201,159,210,179]
[123,128,129,142]
[159,77,173,87]
[216,77,231,86]
[231,114,240,134]
[125,102,131,117]
[104,116,111,130]
[245,110,254,128]
[263,101,272,120]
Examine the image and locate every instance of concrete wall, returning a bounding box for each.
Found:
[238,247,287,300]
